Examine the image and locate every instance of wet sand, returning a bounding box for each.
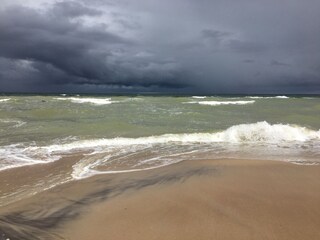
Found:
[0,159,320,239]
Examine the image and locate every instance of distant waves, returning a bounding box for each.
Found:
[186,100,255,106]
[55,97,115,105]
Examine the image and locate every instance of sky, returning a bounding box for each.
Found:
[0,0,320,94]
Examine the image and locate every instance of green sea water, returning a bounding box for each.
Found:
[1,95,319,146]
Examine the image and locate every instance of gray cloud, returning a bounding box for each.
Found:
[0,0,320,93]
[201,29,231,46]
[51,1,103,18]
[0,5,121,83]
[270,60,291,67]
[243,59,255,63]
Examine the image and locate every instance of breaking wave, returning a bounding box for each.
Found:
[0,98,10,102]
[247,96,289,99]
[1,121,319,179]
[192,96,207,99]
[187,100,255,106]
[55,97,115,105]
[45,122,320,151]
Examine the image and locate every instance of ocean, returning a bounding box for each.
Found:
[0,94,319,205]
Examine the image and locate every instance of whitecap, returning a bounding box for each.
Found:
[247,96,289,99]
[192,96,207,99]
[186,100,255,106]
[55,97,114,105]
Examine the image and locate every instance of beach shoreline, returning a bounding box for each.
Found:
[1,158,319,240]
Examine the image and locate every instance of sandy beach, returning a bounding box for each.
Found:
[0,159,319,240]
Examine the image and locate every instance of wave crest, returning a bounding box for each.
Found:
[187,100,255,106]
[38,122,320,155]
[1,122,319,178]
[247,96,289,99]
[192,96,207,99]
[55,97,114,105]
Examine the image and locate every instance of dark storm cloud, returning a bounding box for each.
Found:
[0,2,187,92]
[0,0,320,93]
[0,5,117,85]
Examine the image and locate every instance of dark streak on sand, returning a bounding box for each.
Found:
[0,167,217,240]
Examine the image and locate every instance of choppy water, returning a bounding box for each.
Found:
[0,94,319,204]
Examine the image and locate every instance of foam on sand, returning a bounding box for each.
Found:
[0,144,50,171]
[55,97,114,105]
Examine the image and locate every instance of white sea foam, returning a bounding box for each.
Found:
[192,96,207,99]
[288,160,320,166]
[122,97,144,102]
[69,122,320,178]
[248,96,289,99]
[72,164,170,179]
[187,100,255,106]
[1,122,319,178]
[274,96,289,99]
[43,122,319,153]
[55,97,114,105]
[0,98,10,102]
[0,119,26,128]
[0,144,50,171]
